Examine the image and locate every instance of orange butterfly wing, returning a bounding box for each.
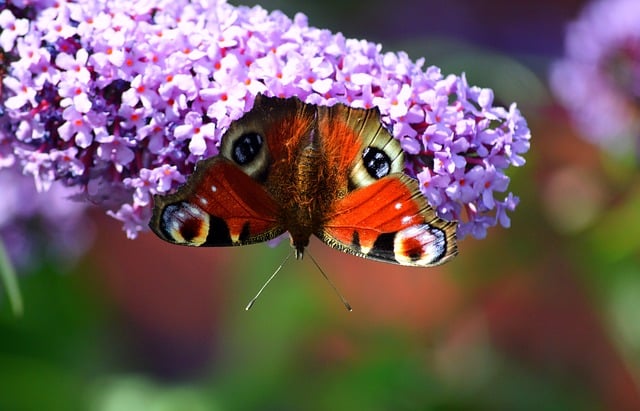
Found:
[150,95,316,247]
[150,95,458,267]
[149,158,283,246]
[314,103,458,266]
[320,174,457,266]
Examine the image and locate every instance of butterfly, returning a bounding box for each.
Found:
[149,94,458,267]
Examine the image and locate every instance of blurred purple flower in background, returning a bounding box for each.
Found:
[1,0,530,241]
[551,0,640,156]
[0,166,91,268]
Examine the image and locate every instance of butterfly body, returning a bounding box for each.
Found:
[150,95,457,266]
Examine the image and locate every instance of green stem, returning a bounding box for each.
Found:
[0,238,23,317]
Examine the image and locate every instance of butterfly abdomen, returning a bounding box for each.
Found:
[278,144,338,255]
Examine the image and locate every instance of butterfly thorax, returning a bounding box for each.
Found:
[276,143,341,258]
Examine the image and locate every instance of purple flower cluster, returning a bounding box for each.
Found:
[551,0,640,155]
[0,0,530,240]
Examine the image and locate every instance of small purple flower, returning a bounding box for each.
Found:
[50,147,85,178]
[58,106,95,147]
[96,136,135,172]
[0,9,29,51]
[122,72,161,110]
[107,203,148,240]
[3,75,37,110]
[1,0,530,240]
[152,164,186,193]
[56,49,91,85]
[174,111,217,156]
[551,0,640,155]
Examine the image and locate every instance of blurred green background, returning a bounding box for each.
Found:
[2,0,640,410]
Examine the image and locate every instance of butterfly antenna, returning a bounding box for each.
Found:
[245,250,293,311]
[307,251,352,312]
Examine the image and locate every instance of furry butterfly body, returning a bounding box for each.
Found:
[150,95,457,266]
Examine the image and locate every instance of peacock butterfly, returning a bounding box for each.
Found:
[149,94,458,267]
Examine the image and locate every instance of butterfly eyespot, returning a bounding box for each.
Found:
[232,132,264,165]
[159,202,209,246]
[349,137,404,189]
[220,128,270,180]
[362,146,391,179]
[393,224,448,265]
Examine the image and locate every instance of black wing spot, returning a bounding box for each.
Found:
[351,231,362,253]
[362,146,391,179]
[370,232,396,261]
[179,218,202,242]
[239,221,251,243]
[204,215,233,245]
[232,132,263,165]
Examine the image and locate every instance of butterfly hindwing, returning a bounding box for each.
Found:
[319,174,457,266]
[150,157,284,247]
